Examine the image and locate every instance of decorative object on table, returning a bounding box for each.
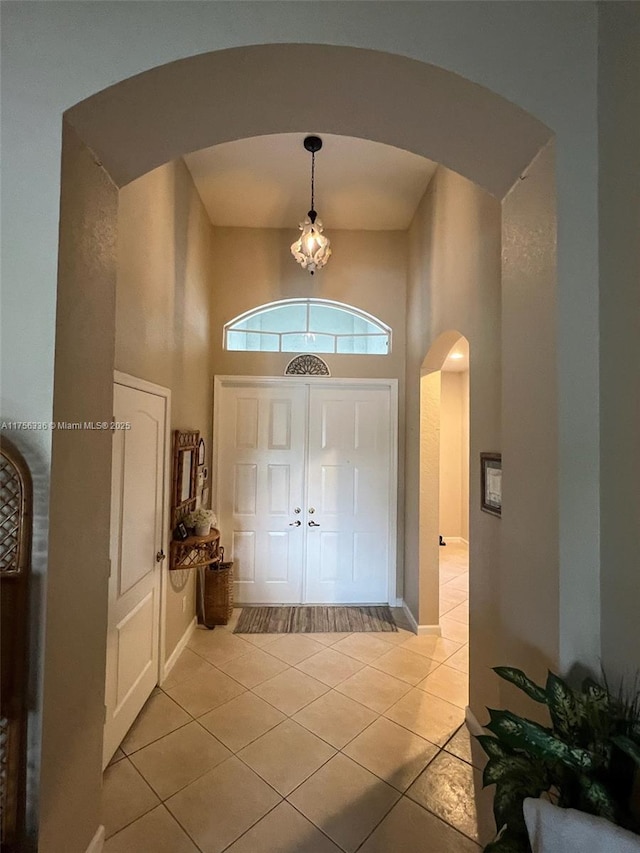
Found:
[234,605,398,634]
[197,437,206,466]
[476,666,640,852]
[199,547,234,629]
[284,354,331,376]
[173,522,188,541]
[290,135,331,275]
[480,452,502,517]
[184,507,217,537]
[171,429,199,529]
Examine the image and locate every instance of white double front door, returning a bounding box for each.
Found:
[215,378,396,605]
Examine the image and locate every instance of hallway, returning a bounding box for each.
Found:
[102,545,477,852]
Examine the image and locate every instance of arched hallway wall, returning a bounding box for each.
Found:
[406,167,503,716]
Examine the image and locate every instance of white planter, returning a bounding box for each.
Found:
[524,798,640,853]
[195,522,211,537]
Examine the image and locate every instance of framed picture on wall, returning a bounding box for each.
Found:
[481,452,502,517]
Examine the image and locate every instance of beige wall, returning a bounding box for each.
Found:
[209,226,407,593]
[439,371,468,540]
[116,159,215,656]
[501,142,559,710]
[210,227,406,382]
[40,123,117,853]
[461,370,470,542]
[406,166,502,715]
[598,2,640,685]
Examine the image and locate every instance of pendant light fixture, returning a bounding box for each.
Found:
[291,135,331,275]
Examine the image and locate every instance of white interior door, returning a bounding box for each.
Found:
[304,386,391,603]
[216,378,396,606]
[103,382,166,767]
[217,383,307,603]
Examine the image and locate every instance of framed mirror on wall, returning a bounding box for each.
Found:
[172,429,199,528]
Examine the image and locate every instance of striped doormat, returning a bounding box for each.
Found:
[234,605,397,634]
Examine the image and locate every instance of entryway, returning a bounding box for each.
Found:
[214,377,398,606]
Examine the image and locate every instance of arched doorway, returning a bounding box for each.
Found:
[417,332,470,695]
[43,43,556,852]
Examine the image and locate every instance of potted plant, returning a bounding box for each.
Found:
[184,508,217,537]
[477,667,640,851]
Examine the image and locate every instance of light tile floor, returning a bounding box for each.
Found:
[104,542,487,852]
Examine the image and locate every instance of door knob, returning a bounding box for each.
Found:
[308,521,320,527]
[156,550,166,562]
[289,520,301,527]
[308,507,315,514]
[294,507,301,514]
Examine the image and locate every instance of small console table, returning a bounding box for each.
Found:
[169,529,220,572]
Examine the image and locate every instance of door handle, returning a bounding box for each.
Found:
[156,550,166,562]
[289,520,301,527]
[308,521,320,527]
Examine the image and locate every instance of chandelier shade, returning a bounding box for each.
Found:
[291,136,331,274]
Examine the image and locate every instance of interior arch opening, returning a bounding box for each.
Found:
[42,41,558,853]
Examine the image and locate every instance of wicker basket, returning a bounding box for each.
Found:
[200,551,234,628]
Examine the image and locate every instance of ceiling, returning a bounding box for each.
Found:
[183,133,437,231]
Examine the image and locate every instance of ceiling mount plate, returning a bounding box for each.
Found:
[304,136,323,154]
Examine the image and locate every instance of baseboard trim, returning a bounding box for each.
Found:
[465,705,484,737]
[401,601,442,637]
[161,616,196,684]
[441,536,469,545]
[85,825,105,853]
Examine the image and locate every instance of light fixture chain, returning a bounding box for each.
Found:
[310,149,315,213]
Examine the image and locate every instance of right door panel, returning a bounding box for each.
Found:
[304,386,391,603]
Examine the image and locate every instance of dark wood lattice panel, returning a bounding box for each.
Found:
[0,437,31,849]
[0,456,23,575]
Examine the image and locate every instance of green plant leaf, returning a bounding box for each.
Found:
[484,829,532,853]
[492,773,549,840]
[546,672,581,740]
[494,667,547,704]
[612,734,640,767]
[582,676,610,710]
[484,754,532,787]
[486,709,593,771]
[477,734,517,761]
[576,775,617,821]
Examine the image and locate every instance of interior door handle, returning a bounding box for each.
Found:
[308,521,320,527]
[156,550,166,562]
[289,520,301,527]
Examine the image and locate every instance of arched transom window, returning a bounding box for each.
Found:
[224,299,391,355]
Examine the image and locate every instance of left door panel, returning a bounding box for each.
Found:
[217,383,307,604]
[103,383,166,767]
